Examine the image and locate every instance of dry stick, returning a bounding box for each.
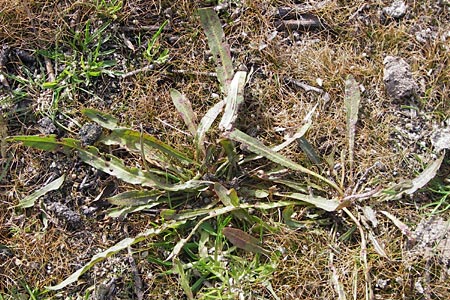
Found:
[44,57,55,82]
[121,64,155,79]
[155,117,191,136]
[120,25,171,32]
[284,77,324,94]
[169,69,217,77]
[343,208,374,300]
[342,186,382,202]
[127,246,144,300]
[125,225,144,300]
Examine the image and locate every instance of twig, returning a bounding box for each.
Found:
[169,68,217,77]
[343,208,374,300]
[125,225,144,300]
[120,25,171,32]
[284,77,324,94]
[44,57,55,82]
[155,117,191,136]
[342,186,382,202]
[121,64,155,79]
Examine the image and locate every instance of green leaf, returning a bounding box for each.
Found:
[222,227,270,256]
[101,128,195,165]
[282,205,306,229]
[297,137,322,166]
[6,135,62,152]
[228,129,342,194]
[198,8,234,93]
[46,221,183,290]
[78,146,210,192]
[195,100,225,156]
[173,258,194,300]
[275,192,340,212]
[404,153,445,195]
[170,89,198,136]
[219,71,247,131]
[344,75,361,173]
[214,183,253,222]
[18,175,65,208]
[272,179,308,194]
[42,81,58,89]
[82,108,120,130]
[107,190,164,206]
[107,202,162,219]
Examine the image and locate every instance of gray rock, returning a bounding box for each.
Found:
[383,56,418,100]
[46,202,82,230]
[382,0,407,19]
[37,117,57,135]
[79,123,102,145]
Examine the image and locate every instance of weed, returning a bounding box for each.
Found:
[7,8,342,296]
[422,179,450,215]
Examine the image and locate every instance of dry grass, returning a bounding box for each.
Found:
[1,0,449,299]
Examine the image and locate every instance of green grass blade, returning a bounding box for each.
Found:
[344,75,361,173]
[228,129,343,194]
[82,108,120,130]
[170,88,197,136]
[195,100,225,157]
[46,221,184,290]
[274,192,340,212]
[198,7,234,93]
[174,258,194,300]
[297,137,322,166]
[219,71,247,131]
[18,175,65,208]
[107,190,165,206]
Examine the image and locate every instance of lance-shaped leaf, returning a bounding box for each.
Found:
[344,75,360,173]
[404,153,445,195]
[107,202,162,219]
[101,128,195,165]
[10,135,208,192]
[170,89,197,136]
[46,220,184,290]
[198,7,234,93]
[274,192,340,212]
[195,100,225,156]
[6,135,64,152]
[18,174,65,208]
[382,153,445,200]
[223,227,270,256]
[80,148,210,192]
[107,190,164,206]
[82,108,120,130]
[228,129,342,194]
[219,71,247,131]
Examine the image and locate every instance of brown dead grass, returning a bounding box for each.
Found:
[1,0,449,299]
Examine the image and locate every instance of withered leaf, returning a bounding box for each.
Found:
[223,227,270,256]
